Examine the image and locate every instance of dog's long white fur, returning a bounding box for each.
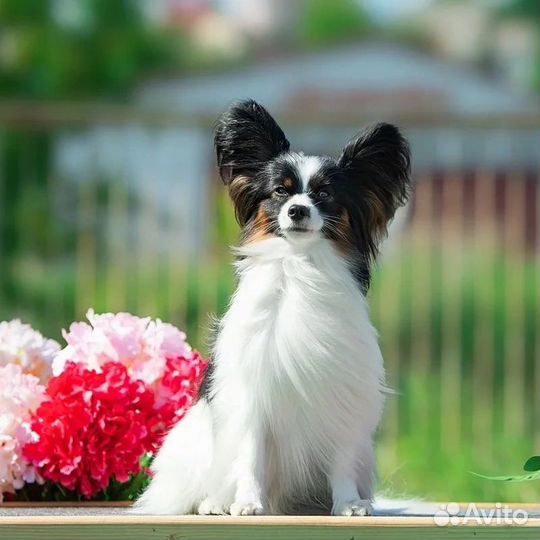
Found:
[134,234,386,515]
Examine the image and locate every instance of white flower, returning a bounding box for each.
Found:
[0,320,60,383]
[0,365,45,501]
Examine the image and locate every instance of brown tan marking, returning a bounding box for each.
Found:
[283,178,294,190]
[330,209,356,255]
[368,193,395,239]
[228,175,252,226]
[243,205,275,244]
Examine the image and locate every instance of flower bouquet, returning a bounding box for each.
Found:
[0,312,207,502]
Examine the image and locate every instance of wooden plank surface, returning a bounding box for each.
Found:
[0,503,538,540]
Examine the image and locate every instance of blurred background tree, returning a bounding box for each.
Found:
[496,0,540,91]
[296,0,372,47]
[497,0,540,19]
[0,0,183,99]
[0,0,184,326]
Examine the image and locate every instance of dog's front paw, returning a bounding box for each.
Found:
[332,499,372,516]
[198,497,227,515]
[229,501,264,516]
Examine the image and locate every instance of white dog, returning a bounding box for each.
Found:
[134,99,411,516]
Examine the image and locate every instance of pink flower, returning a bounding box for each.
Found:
[154,352,208,436]
[53,310,192,385]
[0,320,60,383]
[0,365,45,502]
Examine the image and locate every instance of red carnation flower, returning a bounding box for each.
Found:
[23,362,157,498]
[154,352,208,436]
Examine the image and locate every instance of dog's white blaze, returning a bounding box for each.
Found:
[296,155,323,192]
[135,236,386,515]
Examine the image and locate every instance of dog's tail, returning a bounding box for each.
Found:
[132,399,213,514]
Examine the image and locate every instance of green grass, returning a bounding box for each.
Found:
[377,373,538,502]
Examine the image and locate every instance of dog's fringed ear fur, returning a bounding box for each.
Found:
[214,100,290,225]
[338,123,411,260]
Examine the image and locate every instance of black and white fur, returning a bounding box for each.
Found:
[135,100,411,516]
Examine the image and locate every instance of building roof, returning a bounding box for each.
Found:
[136,41,538,118]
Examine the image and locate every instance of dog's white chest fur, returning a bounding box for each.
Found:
[211,237,386,508]
[216,237,384,403]
[135,237,387,515]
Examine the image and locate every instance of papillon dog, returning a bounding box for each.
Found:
[135,99,411,516]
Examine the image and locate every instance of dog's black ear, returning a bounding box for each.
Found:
[214,99,290,184]
[338,123,411,254]
[214,100,290,225]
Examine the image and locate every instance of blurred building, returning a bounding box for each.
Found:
[140,0,295,59]
[416,0,539,92]
[54,41,539,254]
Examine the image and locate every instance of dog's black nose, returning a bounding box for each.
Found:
[288,205,310,221]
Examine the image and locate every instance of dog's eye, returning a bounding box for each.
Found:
[274,186,288,197]
[317,189,330,199]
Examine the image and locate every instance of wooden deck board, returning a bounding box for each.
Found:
[0,502,538,540]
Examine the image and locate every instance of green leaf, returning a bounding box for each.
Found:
[140,453,154,469]
[523,456,540,472]
[471,470,540,482]
[115,472,151,501]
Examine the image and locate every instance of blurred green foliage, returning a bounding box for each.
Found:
[374,245,539,502]
[496,0,540,91]
[0,0,182,323]
[296,0,372,47]
[497,0,540,20]
[0,0,182,99]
